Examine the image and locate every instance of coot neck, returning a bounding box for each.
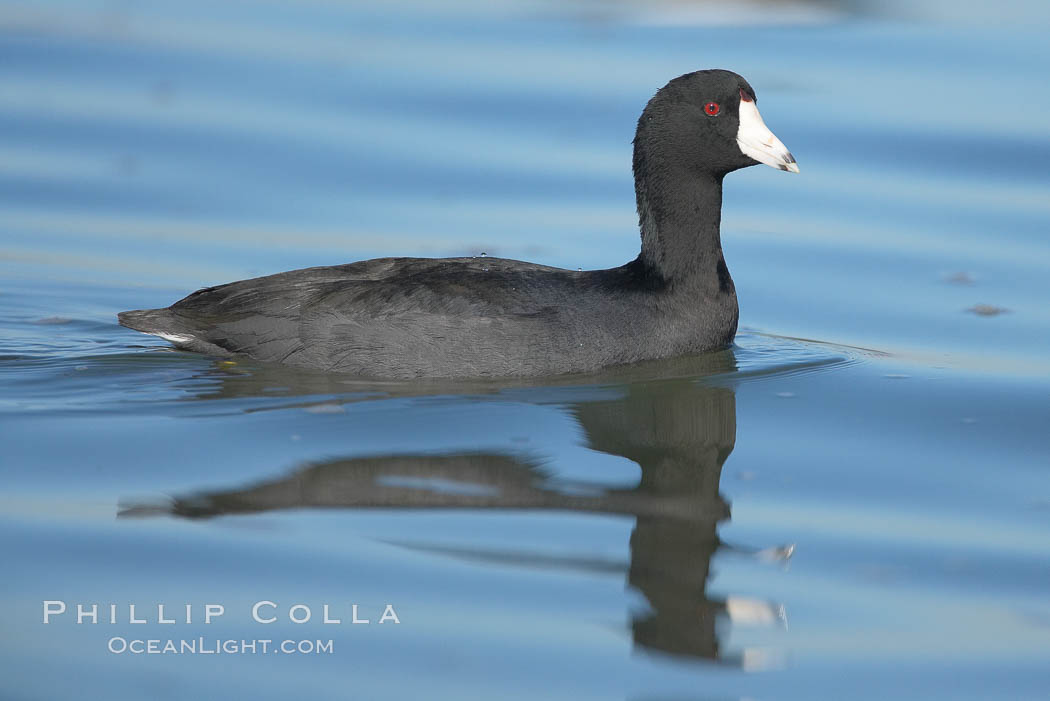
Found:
[633,156,730,293]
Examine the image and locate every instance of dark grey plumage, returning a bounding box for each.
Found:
[119,70,793,378]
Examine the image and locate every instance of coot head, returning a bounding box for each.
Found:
[636,69,798,177]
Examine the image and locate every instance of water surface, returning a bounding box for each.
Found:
[2,1,1049,699]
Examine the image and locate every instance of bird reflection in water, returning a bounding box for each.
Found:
[121,350,790,666]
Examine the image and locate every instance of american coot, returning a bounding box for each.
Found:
[119,69,798,378]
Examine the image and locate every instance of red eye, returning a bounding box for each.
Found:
[704,101,720,116]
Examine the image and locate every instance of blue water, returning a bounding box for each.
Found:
[2,1,1050,699]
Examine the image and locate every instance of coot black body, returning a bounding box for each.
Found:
[119,69,798,378]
